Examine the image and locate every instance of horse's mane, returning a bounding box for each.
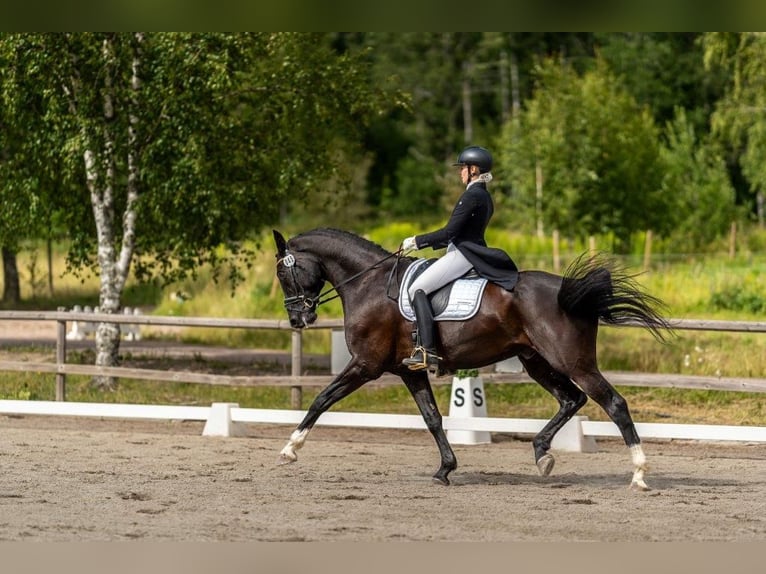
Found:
[292,228,391,259]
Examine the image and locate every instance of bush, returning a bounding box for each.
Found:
[710,284,766,313]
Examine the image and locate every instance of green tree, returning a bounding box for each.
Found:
[703,32,766,227]
[497,58,667,250]
[0,39,72,304]
[597,33,726,135]
[660,108,739,250]
[0,32,397,388]
[344,33,599,217]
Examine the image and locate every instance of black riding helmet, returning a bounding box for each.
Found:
[453,145,493,173]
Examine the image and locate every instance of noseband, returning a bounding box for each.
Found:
[277,247,404,313]
[277,252,318,313]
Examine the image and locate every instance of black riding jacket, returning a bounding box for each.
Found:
[415,181,493,250]
[414,181,518,291]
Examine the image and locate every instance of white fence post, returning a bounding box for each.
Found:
[202,403,247,437]
[551,416,598,453]
[494,356,524,373]
[331,329,352,375]
[123,307,142,341]
[66,305,85,341]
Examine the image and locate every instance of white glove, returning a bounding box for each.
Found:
[401,236,418,251]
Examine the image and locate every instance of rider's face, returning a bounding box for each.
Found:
[460,165,469,185]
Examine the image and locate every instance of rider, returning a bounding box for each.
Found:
[400,145,517,371]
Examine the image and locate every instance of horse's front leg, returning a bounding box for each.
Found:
[277,359,369,465]
[400,370,457,485]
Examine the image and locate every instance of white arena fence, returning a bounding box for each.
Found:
[1,310,766,450]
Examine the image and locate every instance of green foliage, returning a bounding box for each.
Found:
[4,32,766,311]
[710,284,766,314]
[597,33,726,134]
[0,33,403,291]
[660,108,740,250]
[380,155,443,217]
[497,58,666,250]
[703,33,766,216]
[745,226,766,251]
[0,382,37,400]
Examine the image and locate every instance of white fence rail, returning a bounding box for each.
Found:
[1,399,765,450]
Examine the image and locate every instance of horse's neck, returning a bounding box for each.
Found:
[302,236,377,287]
[322,252,372,287]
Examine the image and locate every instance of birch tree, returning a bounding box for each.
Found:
[1,32,395,389]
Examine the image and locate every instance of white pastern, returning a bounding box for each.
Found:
[279,428,310,461]
[629,444,649,490]
[630,444,647,468]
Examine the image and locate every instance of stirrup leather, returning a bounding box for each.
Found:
[402,346,441,371]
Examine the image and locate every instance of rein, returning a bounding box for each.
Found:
[279,247,404,311]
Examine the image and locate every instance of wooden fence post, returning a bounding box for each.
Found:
[643,230,653,270]
[729,221,737,259]
[535,164,544,238]
[552,229,560,273]
[55,307,67,401]
[588,236,597,257]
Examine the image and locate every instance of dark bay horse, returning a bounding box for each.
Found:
[272,228,671,490]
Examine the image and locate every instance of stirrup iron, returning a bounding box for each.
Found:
[402,346,441,371]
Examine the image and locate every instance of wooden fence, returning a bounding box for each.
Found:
[1,310,766,410]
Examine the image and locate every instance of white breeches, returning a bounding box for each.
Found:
[408,244,473,301]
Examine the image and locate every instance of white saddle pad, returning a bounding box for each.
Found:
[398,259,488,322]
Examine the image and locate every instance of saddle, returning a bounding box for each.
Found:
[398,259,488,322]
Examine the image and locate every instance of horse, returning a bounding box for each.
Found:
[272,227,671,490]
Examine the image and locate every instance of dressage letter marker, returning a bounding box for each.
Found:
[447,375,491,445]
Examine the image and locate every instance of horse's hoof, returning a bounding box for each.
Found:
[536,453,555,476]
[630,479,651,492]
[432,474,451,486]
[276,453,297,466]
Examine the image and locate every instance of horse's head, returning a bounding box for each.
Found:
[273,229,324,328]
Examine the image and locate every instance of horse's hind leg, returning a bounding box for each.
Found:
[401,371,457,485]
[571,369,649,491]
[519,352,588,477]
[277,361,369,465]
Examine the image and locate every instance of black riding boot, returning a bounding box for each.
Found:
[402,289,441,371]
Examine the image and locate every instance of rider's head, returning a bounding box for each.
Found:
[453,145,493,181]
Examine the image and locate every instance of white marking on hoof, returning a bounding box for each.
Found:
[536,453,555,476]
[276,452,297,466]
[629,444,649,490]
[630,477,651,492]
[277,428,309,466]
[630,444,647,468]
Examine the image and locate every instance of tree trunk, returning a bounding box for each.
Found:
[461,61,473,144]
[76,34,143,390]
[1,247,21,304]
[47,237,54,296]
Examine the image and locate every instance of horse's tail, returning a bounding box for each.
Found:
[557,253,673,343]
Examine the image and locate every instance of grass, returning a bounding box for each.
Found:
[1,229,765,426]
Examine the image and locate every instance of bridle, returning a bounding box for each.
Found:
[277,247,405,314]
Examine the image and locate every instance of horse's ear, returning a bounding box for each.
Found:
[273,229,288,256]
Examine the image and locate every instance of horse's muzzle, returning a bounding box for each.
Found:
[288,310,317,329]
